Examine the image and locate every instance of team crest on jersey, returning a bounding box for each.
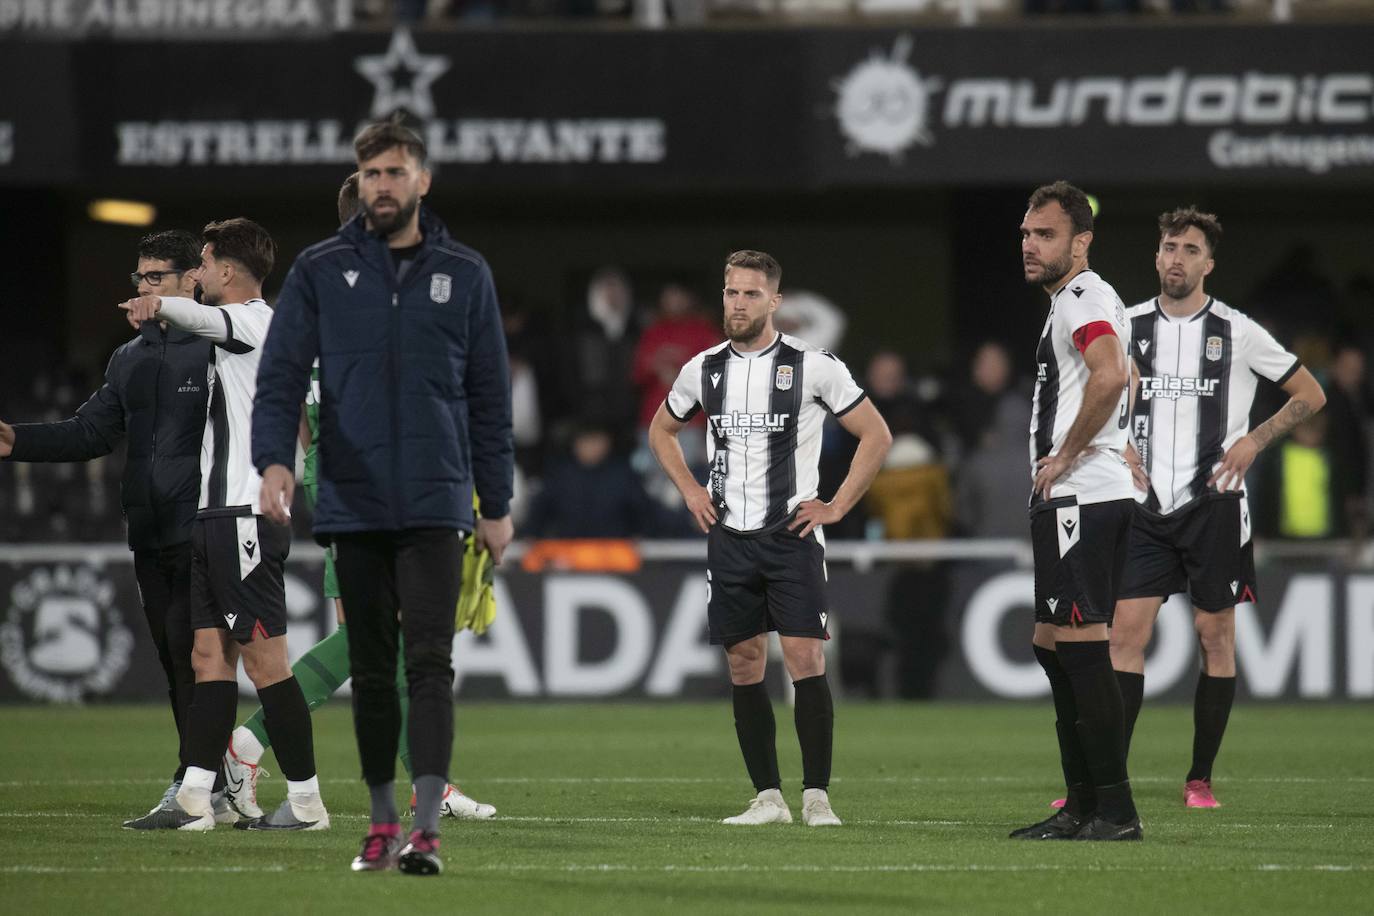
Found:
[430,273,452,304]
[1205,336,1223,361]
[774,365,793,391]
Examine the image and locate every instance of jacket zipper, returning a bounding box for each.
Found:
[151,330,166,545]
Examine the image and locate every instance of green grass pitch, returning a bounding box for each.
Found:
[1,702,1371,914]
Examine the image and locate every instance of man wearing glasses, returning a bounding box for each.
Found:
[0,230,215,826]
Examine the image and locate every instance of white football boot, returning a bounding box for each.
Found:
[801,788,842,827]
[722,788,793,825]
[410,784,497,819]
[222,728,267,819]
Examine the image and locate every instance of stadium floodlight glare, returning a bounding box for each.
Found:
[88,199,157,226]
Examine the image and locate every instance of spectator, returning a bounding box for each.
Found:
[947,340,1018,458]
[1325,344,1370,540]
[955,395,1035,538]
[523,421,667,538]
[563,267,642,451]
[631,283,719,436]
[862,350,950,539]
[1256,413,1335,539]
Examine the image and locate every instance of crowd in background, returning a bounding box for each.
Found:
[359,0,1251,23]
[3,251,1372,548]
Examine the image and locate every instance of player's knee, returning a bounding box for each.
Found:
[1195,616,1235,661]
[403,639,453,679]
[782,642,825,680]
[725,641,766,683]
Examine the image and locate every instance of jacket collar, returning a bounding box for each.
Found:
[339,204,453,255]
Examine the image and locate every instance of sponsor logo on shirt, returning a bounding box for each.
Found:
[1139,375,1221,401]
[709,411,791,437]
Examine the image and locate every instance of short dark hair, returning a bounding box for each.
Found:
[354,116,427,167]
[1028,181,1094,236]
[202,218,276,285]
[1158,206,1222,256]
[724,250,782,289]
[137,229,200,272]
[338,172,360,226]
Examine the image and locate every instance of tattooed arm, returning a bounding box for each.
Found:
[1210,366,1326,491]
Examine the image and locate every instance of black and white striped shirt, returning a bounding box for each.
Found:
[1127,297,1299,515]
[666,333,866,534]
[1029,269,1134,506]
[159,296,274,517]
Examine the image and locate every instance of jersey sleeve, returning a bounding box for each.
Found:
[1056,287,1121,352]
[810,350,867,416]
[665,354,703,422]
[1239,313,1301,384]
[215,301,273,353]
[157,297,271,354]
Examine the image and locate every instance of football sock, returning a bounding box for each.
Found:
[182,765,216,794]
[413,774,446,834]
[240,624,350,751]
[287,775,320,799]
[793,675,834,791]
[369,781,399,826]
[186,680,238,772]
[1187,673,1236,783]
[396,636,412,779]
[1056,640,1136,824]
[1116,670,1146,757]
[257,677,316,782]
[1033,645,1094,818]
[230,726,266,767]
[731,680,781,793]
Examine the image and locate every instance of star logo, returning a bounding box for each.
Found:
[354,28,451,120]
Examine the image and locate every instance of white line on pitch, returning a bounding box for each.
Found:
[1,865,287,874]
[3,863,1368,876]
[2,775,1371,788]
[0,812,1344,830]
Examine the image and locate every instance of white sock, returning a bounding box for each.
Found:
[231,726,265,766]
[287,775,320,798]
[182,766,216,794]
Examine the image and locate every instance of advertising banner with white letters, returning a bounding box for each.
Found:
[1,24,1372,189]
[2,547,1371,703]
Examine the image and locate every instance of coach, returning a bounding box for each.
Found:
[253,119,513,876]
[0,231,209,822]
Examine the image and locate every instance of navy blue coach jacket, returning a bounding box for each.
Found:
[252,207,513,536]
[7,324,210,551]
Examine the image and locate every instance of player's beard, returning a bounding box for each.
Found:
[724,313,767,344]
[364,193,420,238]
[1026,248,1073,289]
[199,286,221,306]
[1161,273,1197,300]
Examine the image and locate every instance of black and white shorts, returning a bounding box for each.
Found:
[706,522,829,647]
[1031,497,1134,626]
[1118,493,1257,613]
[191,515,292,644]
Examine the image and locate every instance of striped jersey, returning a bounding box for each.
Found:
[158,296,274,517]
[1029,269,1134,506]
[666,332,866,533]
[1127,297,1299,515]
